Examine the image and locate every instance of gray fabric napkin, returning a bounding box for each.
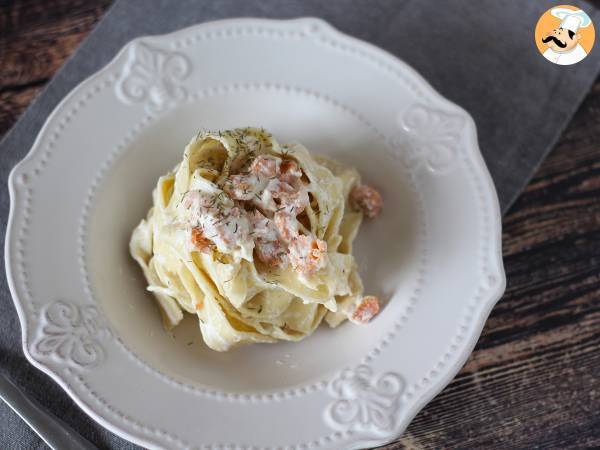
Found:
[1,0,599,448]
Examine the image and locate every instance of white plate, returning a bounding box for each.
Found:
[5,18,505,450]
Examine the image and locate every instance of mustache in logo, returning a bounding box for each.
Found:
[542,35,567,48]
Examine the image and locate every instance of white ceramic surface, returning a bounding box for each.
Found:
[5,18,505,450]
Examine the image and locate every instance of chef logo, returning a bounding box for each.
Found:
[535,5,595,65]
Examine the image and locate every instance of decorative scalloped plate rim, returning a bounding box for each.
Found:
[5,17,506,450]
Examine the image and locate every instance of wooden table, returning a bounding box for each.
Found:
[1,1,599,448]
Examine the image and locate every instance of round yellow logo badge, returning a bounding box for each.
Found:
[535,5,595,65]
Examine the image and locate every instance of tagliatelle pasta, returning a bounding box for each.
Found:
[130,127,382,351]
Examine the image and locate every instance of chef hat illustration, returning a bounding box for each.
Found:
[551,8,592,33]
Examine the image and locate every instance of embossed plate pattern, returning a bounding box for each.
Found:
[5,18,505,450]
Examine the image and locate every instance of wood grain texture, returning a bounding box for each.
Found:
[0,1,599,449]
[0,0,111,135]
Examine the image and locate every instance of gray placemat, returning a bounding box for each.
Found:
[1,0,599,448]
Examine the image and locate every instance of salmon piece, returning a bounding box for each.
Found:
[213,206,250,248]
[265,172,308,214]
[248,211,288,267]
[250,155,279,178]
[274,211,326,273]
[274,212,327,273]
[225,155,308,215]
[274,212,299,242]
[191,227,214,253]
[350,296,380,324]
[255,240,288,267]
[269,178,295,197]
[288,235,328,274]
[271,185,309,214]
[225,174,260,201]
[182,190,214,210]
[277,160,307,212]
[279,159,302,184]
[350,185,383,218]
[252,188,278,213]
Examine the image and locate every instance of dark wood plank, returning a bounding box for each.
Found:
[0,0,111,135]
[1,1,599,449]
